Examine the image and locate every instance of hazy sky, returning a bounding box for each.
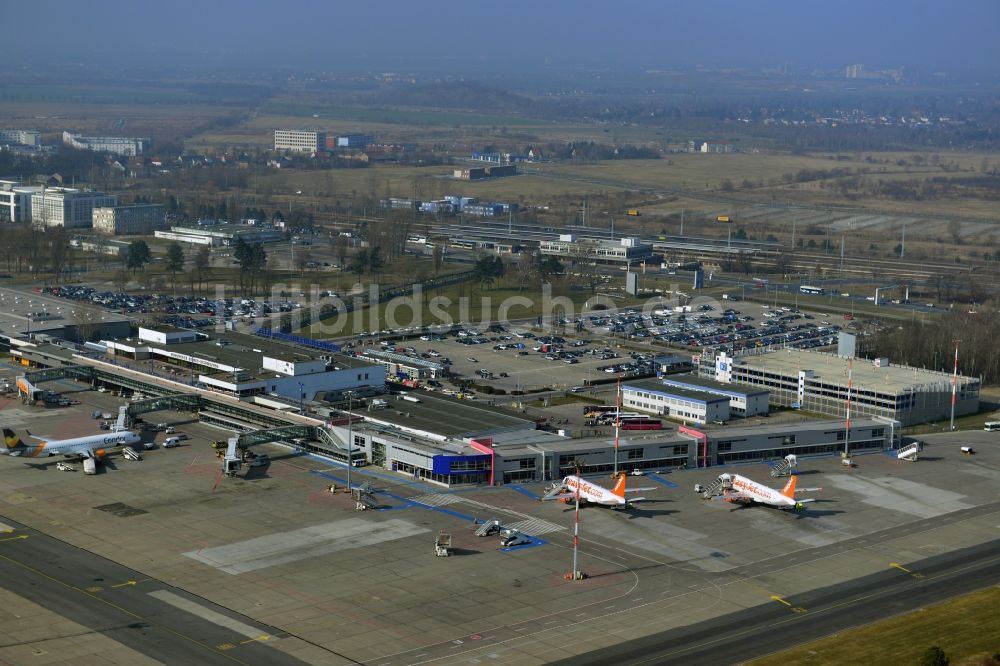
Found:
[10,0,1000,76]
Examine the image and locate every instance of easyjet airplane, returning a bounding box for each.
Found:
[542,473,654,508]
[2,407,139,461]
[713,472,815,509]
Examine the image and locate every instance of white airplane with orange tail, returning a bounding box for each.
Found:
[712,473,815,509]
[2,407,138,462]
[542,473,654,508]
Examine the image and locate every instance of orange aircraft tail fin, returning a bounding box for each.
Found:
[612,472,627,498]
[780,474,797,499]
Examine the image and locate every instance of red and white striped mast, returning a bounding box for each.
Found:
[949,340,961,431]
[613,376,622,477]
[844,357,853,458]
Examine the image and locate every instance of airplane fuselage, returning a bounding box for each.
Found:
[12,431,140,458]
[563,475,626,507]
[724,473,797,508]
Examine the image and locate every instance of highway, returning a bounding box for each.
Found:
[551,538,1000,666]
[0,516,332,665]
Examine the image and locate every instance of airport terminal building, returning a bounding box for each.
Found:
[698,349,979,427]
[101,326,384,401]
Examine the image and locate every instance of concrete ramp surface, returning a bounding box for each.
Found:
[184,518,428,575]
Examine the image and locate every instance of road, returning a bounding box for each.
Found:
[0,516,338,665]
[550,538,1000,666]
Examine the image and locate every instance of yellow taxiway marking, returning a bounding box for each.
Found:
[111,578,151,588]
[0,534,29,542]
[240,635,271,645]
[85,586,104,593]
[890,562,924,579]
[770,595,806,613]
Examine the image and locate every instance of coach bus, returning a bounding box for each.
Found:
[799,285,825,295]
[619,417,663,431]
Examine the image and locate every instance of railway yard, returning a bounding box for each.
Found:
[0,359,997,665]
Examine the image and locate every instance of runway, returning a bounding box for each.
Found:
[0,515,330,665]
[552,538,1000,666]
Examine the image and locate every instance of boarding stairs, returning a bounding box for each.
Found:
[540,481,568,501]
[769,454,798,478]
[897,441,921,462]
[475,519,503,537]
[352,482,379,510]
[697,474,732,500]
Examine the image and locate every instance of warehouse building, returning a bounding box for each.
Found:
[697,349,979,426]
[154,224,283,246]
[659,375,769,417]
[622,378,730,425]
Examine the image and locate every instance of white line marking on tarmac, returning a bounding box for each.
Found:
[147,590,273,641]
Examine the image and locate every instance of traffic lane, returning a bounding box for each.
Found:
[551,538,1000,666]
[0,517,308,666]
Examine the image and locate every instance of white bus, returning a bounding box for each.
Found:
[799,285,825,295]
[984,421,1000,432]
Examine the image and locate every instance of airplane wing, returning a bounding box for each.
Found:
[624,486,656,493]
[625,496,647,505]
[796,487,822,493]
[795,498,816,504]
[23,430,48,441]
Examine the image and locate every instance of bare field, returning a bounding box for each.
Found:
[0,101,237,138]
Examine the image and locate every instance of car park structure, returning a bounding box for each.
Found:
[700,348,980,426]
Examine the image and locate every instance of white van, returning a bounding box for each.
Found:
[163,437,181,448]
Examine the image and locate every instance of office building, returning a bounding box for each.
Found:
[31,188,117,229]
[92,204,166,235]
[0,180,43,223]
[659,375,769,417]
[274,130,324,153]
[539,236,654,265]
[622,378,730,425]
[63,131,149,156]
[0,130,40,147]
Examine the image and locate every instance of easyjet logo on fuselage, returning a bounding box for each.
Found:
[566,477,602,498]
[733,477,766,497]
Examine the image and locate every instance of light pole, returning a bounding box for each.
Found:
[949,340,960,431]
[345,390,355,492]
[298,382,304,414]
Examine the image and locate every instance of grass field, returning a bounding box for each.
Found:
[748,586,1000,666]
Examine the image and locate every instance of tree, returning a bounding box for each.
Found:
[920,646,949,666]
[334,234,349,269]
[538,256,564,283]
[47,226,69,281]
[473,255,504,291]
[432,244,444,275]
[165,242,185,296]
[348,249,368,279]
[126,240,150,275]
[193,246,210,295]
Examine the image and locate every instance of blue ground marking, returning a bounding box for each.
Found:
[310,470,549,551]
[882,449,902,458]
[509,485,542,500]
[646,473,678,488]
[296,450,432,490]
